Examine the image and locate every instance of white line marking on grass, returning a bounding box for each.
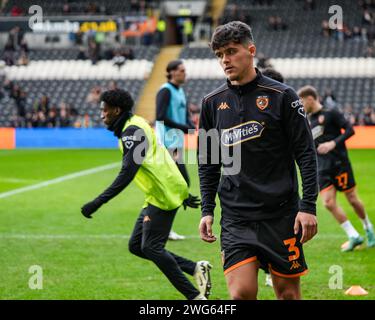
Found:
[0,234,200,240]
[0,234,343,240]
[0,162,120,199]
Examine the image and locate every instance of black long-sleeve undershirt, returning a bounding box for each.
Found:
[95,125,148,204]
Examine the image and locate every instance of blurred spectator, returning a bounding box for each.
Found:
[76,47,87,60]
[321,20,333,38]
[112,51,126,69]
[323,88,338,109]
[47,107,58,128]
[343,104,358,125]
[86,2,99,15]
[256,53,272,69]
[62,3,71,15]
[358,105,375,125]
[34,95,50,114]
[10,5,23,16]
[362,9,374,25]
[58,102,72,127]
[2,39,16,66]
[156,17,166,45]
[268,16,288,31]
[74,112,93,128]
[303,0,316,10]
[86,86,102,104]
[87,36,100,65]
[108,81,118,91]
[130,0,140,12]
[182,18,193,44]
[17,51,29,66]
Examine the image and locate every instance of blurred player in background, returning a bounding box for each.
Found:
[81,89,212,299]
[298,85,375,251]
[155,59,199,241]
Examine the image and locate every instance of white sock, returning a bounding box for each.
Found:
[361,215,373,231]
[341,220,360,238]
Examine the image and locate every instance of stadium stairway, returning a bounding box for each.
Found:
[135,45,182,123]
[211,0,227,24]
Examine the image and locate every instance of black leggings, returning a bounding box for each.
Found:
[128,204,198,299]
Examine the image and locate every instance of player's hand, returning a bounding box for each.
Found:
[294,212,318,244]
[183,194,201,210]
[199,215,217,243]
[81,199,102,219]
[317,141,336,154]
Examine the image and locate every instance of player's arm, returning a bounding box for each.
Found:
[282,88,318,243]
[81,125,148,218]
[156,87,192,133]
[198,98,220,242]
[185,98,196,130]
[334,111,354,145]
[317,109,355,154]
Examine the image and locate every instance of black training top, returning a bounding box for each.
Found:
[198,69,318,221]
[308,107,354,172]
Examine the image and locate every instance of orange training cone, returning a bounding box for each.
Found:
[345,285,368,296]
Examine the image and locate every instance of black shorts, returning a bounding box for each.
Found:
[220,212,308,278]
[319,161,356,193]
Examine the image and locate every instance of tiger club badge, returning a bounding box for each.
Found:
[256,96,269,110]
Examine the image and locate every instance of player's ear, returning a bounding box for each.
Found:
[248,43,256,57]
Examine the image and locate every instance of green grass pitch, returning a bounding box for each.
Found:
[0,149,374,300]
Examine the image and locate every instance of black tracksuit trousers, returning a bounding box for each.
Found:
[128,204,199,299]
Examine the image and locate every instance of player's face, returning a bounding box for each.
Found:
[100,101,121,126]
[214,41,256,84]
[171,64,186,84]
[300,96,315,114]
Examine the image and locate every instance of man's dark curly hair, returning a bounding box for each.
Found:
[210,21,255,51]
[100,89,134,112]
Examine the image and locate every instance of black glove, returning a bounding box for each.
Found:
[81,198,102,219]
[183,194,201,210]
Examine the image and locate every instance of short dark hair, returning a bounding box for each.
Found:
[166,59,183,80]
[262,68,284,83]
[100,89,134,112]
[297,85,319,100]
[210,21,255,51]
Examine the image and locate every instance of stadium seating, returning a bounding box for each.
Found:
[27,46,159,62]
[1,0,161,16]
[183,77,374,112]
[0,79,145,127]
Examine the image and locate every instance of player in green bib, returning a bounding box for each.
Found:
[81,89,211,300]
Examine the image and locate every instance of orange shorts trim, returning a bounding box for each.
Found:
[343,185,356,194]
[320,184,334,194]
[268,264,309,278]
[224,256,257,275]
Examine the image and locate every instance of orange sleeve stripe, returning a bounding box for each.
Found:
[257,84,283,93]
[268,264,309,278]
[224,256,257,275]
[320,184,334,194]
[343,186,356,193]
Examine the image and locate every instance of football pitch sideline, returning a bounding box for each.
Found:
[0,149,374,300]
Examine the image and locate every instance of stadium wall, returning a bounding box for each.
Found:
[0,127,374,149]
[0,128,117,149]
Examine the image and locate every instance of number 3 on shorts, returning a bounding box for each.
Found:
[283,237,300,261]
